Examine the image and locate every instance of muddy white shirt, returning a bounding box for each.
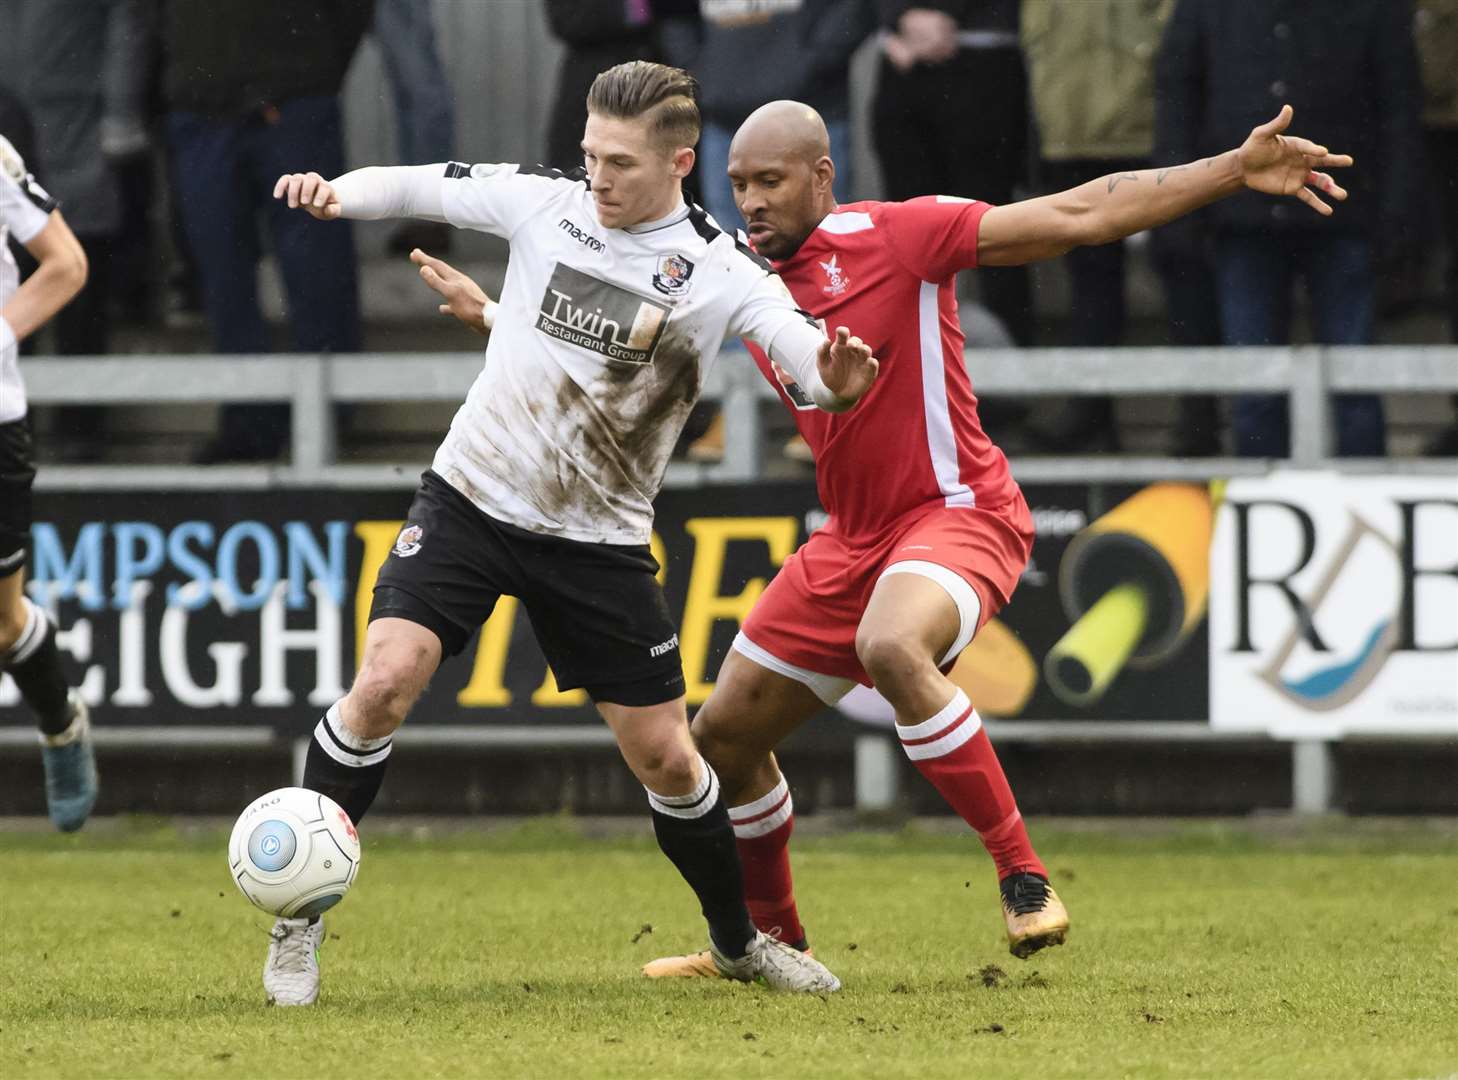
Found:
[0,134,57,424]
[333,161,836,544]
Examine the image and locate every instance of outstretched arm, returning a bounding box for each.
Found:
[273,165,448,222]
[976,106,1352,267]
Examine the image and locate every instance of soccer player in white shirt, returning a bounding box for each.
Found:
[261,62,878,1005]
[0,133,95,832]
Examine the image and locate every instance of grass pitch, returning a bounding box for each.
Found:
[0,817,1454,1080]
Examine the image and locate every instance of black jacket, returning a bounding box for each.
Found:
[875,0,1018,35]
[1154,0,1422,236]
[159,0,372,118]
[661,0,876,128]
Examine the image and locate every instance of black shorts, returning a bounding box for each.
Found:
[0,418,36,580]
[369,470,685,707]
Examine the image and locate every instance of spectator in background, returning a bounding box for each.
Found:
[1158,0,1423,458]
[873,1,1032,350]
[375,0,457,256]
[1416,0,1458,456]
[544,0,663,173]
[661,0,875,462]
[1021,0,1173,453]
[161,0,370,464]
[17,0,149,461]
[660,0,874,233]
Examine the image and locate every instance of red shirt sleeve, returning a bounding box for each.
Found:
[874,195,993,283]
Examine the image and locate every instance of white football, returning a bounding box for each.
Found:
[227,787,361,918]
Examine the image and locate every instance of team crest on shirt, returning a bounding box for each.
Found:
[819,254,849,297]
[652,253,695,296]
[393,524,424,558]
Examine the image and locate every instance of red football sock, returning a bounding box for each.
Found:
[898,689,1047,881]
[728,777,807,948]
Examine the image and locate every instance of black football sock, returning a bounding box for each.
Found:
[646,758,757,959]
[3,598,72,736]
[301,701,392,825]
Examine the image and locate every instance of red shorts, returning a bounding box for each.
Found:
[736,495,1034,702]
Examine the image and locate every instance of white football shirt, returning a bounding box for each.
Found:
[0,134,57,424]
[420,162,830,544]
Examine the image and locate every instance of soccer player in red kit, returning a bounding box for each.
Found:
[413,99,1351,972]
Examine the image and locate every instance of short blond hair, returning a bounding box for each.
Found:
[586,61,701,151]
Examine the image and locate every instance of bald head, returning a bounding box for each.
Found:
[726,101,837,260]
[731,100,831,165]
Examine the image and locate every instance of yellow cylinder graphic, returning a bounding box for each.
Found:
[1044,482,1214,706]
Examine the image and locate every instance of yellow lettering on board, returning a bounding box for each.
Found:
[353,521,404,671]
[678,517,799,704]
[457,597,519,707]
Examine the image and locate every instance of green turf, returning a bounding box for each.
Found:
[1,817,1454,1080]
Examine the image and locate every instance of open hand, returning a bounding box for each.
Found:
[410,248,494,334]
[816,326,878,407]
[1238,105,1352,216]
[272,172,343,220]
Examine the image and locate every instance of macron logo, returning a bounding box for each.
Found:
[559,218,605,252]
[649,633,679,658]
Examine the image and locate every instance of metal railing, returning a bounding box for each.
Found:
[18,345,1458,813]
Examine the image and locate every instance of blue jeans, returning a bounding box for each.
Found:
[1215,229,1385,457]
[169,96,362,456]
[697,118,854,235]
[374,0,455,164]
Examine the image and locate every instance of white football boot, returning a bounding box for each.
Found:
[711,930,841,992]
[263,916,324,1006]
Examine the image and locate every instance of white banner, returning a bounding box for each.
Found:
[1209,472,1458,737]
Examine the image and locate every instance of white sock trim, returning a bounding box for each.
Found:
[6,597,46,666]
[729,775,789,821]
[39,701,85,747]
[646,757,720,820]
[878,560,983,666]
[896,689,970,743]
[900,705,983,762]
[313,702,392,768]
[730,777,793,839]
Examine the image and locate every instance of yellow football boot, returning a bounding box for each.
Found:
[1000,872,1069,959]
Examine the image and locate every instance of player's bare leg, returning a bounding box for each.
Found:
[856,571,1068,959]
[265,616,441,1006]
[0,569,96,832]
[603,695,839,992]
[642,648,824,977]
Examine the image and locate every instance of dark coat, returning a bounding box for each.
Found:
[1154,0,1423,237]
[159,0,372,118]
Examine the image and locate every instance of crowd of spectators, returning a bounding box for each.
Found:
[2,0,1454,462]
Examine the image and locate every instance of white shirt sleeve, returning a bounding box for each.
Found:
[438,162,578,240]
[0,135,57,246]
[727,265,849,411]
[330,164,448,223]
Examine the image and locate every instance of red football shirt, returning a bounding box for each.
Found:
[746,197,1021,545]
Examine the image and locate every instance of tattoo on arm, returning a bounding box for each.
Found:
[1156,165,1189,185]
[1107,172,1141,193]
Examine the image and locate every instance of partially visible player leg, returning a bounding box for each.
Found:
[0,416,96,832]
[300,614,441,824]
[855,568,1067,958]
[601,694,839,992]
[702,645,833,949]
[266,613,442,1007]
[642,645,826,977]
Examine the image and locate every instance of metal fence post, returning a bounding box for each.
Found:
[1288,345,1330,466]
[717,350,763,481]
[855,733,899,812]
[291,355,334,473]
[1291,739,1335,814]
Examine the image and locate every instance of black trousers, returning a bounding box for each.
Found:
[873,47,1032,347]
